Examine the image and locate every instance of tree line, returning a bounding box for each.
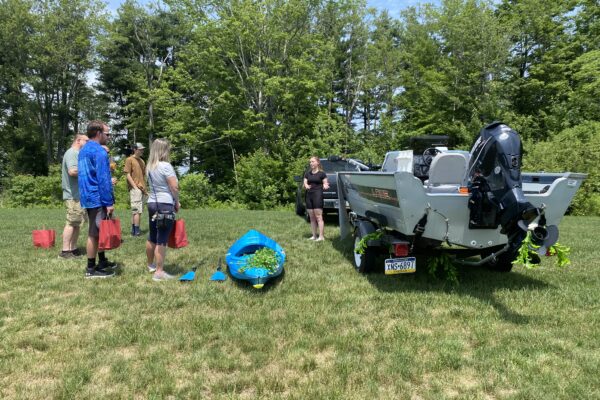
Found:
[1,0,599,211]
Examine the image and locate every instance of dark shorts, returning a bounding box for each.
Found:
[148,202,175,245]
[86,207,107,238]
[305,190,324,210]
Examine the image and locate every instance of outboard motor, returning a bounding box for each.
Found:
[467,122,554,255]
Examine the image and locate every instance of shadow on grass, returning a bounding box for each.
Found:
[227,268,286,293]
[164,263,188,275]
[331,234,551,325]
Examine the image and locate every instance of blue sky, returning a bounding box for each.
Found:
[105,0,434,17]
[366,0,429,17]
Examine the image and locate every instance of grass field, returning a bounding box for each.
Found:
[0,209,599,399]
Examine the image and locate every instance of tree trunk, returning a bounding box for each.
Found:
[45,109,53,165]
[57,88,69,160]
[148,102,154,143]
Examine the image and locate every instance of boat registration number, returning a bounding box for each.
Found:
[384,257,416,274]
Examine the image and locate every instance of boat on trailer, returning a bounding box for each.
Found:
[337,122,586,274]
[226,230,286,289]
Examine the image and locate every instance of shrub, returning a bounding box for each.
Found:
[235,149,288,210]
[110,157,130,210]
[523,121,600,216]
[3,165,62,207]
[1,157,129,209]
[179,173,213,209]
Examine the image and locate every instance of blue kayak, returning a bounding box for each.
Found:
[226,230,286,289]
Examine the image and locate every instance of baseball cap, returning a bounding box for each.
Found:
[133,142,146,150]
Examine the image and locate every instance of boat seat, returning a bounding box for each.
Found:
[382,150,413,173]
[425,153,468,193]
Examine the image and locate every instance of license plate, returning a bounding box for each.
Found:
[384,257,416,274]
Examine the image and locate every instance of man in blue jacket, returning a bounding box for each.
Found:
[78,120,117,278]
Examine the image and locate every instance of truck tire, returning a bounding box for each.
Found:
[295,192,306,216]
[353,228,378,273]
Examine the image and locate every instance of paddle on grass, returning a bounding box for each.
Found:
[179,262,200,282]
[210,257,227,281]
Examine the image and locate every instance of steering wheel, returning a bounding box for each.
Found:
[422,148,441,166]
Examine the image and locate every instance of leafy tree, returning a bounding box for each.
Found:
[98,0,185,146]
[26,0,103,163]
[0,0,45,175]
[361,10,403,136]
[396,0,510,146]
[497,0,577,140]
[164,0,340,194]
[569,50,600,124]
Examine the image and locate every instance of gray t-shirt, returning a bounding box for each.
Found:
[147,162,177,204]
[62,147,79,200]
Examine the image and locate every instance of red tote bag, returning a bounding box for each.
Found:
[168,219,189,249]
[98,217,122,251]
[32,229,56,248]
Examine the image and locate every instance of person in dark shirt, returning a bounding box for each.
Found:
[303,156,329,241]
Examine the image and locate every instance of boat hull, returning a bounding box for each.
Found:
[226,230,286,287]
[338,171,586,250]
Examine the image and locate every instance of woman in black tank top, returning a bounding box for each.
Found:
[303,156,329,241]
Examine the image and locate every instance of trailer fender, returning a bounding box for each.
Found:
[353,219,379,273]
[355,219,377,238]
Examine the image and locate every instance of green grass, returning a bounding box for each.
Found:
[1,209,599,399]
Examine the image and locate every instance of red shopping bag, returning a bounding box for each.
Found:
[168,219,189,249]
[98,217,122,251]
[32,229,56,248]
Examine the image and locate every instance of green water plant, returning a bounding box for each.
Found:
[513,231,571,269]
[355,230,383,254]
[240,248,281,274]
[546,242,571,268]
[427,253,459,285]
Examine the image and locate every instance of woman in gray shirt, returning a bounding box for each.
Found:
[145,138,181,281]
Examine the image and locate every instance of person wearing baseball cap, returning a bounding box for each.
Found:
[124,142,147,236]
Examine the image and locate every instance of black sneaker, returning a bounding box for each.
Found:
[59,251,75,259]
[85,268,115,278]
[98,260,118,271]
[71,248,84,257]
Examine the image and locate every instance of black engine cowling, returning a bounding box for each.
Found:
[467,122,540,248]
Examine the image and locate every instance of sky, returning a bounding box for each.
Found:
[105,0,435,17]
[365,0,429,17]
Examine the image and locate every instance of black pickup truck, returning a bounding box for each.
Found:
[294,156,370,219]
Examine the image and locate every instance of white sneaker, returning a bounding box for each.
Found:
[307,236,316,240]
[147,264,156,273]
[152,271,175,281]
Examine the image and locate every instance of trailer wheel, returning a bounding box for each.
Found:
[295,191,306,217]
[353,232,377,273]
[295,202,305,217]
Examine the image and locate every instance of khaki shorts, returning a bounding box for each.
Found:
[130,187,147,214]
[65,200,87,227]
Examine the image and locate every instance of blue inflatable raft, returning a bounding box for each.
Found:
[226,230,286,289]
